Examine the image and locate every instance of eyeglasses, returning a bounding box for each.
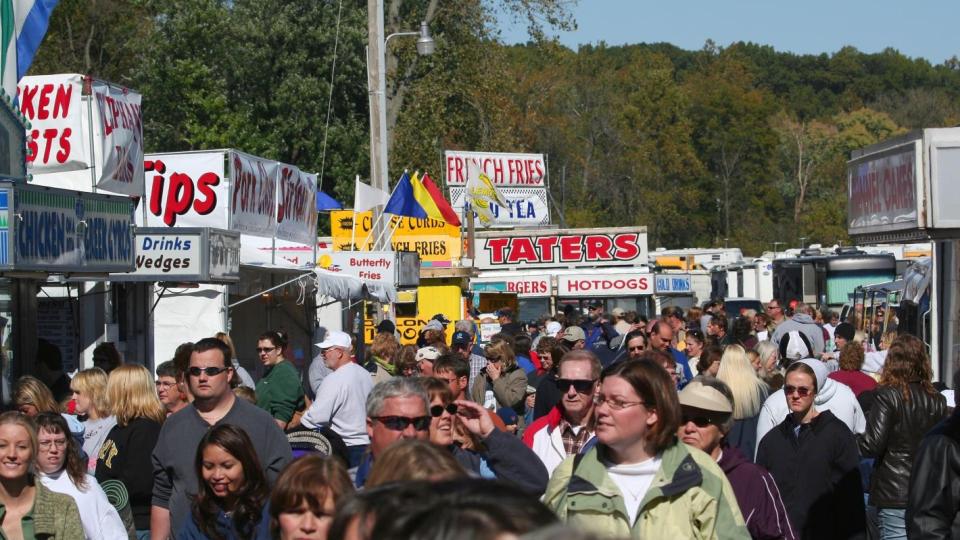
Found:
[682,415,716,428]
[372,416,431,431]
[38,439,67,450]
[555,378,596,394]
[256,347,277,354]
[765,305,781,311]
[486,356,501,362]
[188,366,231,377]
[784,385,813,397]
[593,394,645,410]
[627,345,645,352]
[430,404,458,417]
[155,381,176,388]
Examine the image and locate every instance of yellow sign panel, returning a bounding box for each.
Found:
[363,284,463,345]
[330,210,461,262]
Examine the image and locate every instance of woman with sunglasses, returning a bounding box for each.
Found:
[470,340,527,430]
[180,424,270,539]
[757,361,866,539]
[255,330,306,430]
[423,378,549,495]
[95,364,166,539]
[544,359,749,538]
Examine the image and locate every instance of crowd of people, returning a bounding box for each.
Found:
[1,300,957,539]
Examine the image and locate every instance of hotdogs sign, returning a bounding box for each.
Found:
[140,151,317,244]
[474,227,648,270]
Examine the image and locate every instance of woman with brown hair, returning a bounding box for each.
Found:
[70,367,116,472]
[0,412,84,539]
[470,340,527,425]
[95,364,165,538]
[269,455,353,540]
[544,359,747,537]
[180,424,270,539]
[364,332,400,385]
[366,439,466,487]
[255,330,306,430]
[859,334,947,538]
[35,413,127,539]
[396,345,419,377]
[13,375,85,449]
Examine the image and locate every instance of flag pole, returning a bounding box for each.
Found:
[351,175,360,251]
[360,173,402,250]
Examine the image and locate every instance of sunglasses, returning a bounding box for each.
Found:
[784,385,813,397]
[430,404,458,417]
[682,415,716,428]
[188,366,231,377]
[555,378,596,394]
[486,356,502,362]
[372,415,431,431]
[628,345,645,352]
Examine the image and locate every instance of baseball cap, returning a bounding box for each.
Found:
[678,381,733,414]
[496,408,518,426]
[416,346,441,362]
[432,313,452,325]
[316,330,351,349]
[376,319,396,334]
[611,307,625,317]
[562,326,586,343]
[495,307,514,318]
[587,301,603,309]
[545,321,562,337]
[452,331,472,346]
[834,322,855,342]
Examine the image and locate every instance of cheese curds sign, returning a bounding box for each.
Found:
[330,210,461,263]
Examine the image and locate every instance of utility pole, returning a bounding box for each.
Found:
[367,0,388,250]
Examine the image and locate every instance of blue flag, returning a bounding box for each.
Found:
[383,171,428,219]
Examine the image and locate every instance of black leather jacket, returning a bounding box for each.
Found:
[858,383,947,507]
[907,409,960,539]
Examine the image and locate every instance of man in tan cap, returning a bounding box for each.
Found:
[678,377,795,540]
[560,326,586,350]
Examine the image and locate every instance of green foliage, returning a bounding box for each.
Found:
[29,1,959,253]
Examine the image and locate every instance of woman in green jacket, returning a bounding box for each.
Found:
[0,411,84,540]
[544,359,749,539]
[255,330,305,429]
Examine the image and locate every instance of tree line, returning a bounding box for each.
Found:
[28,0,960,254]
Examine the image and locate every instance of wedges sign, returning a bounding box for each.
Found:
[474,227,647,270]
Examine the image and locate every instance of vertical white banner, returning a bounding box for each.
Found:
[276,166,317,245]
[91,80,144,196]
[229,150,278,237]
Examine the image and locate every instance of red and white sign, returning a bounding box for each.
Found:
[316,251,395,287]
[230,150,278,238]
[557,273,653,297]
[474,228,648,270]
[445,150,545,186]
[142,152,227,228]
[92,80,143,195]
[276,165,318,245]
[18,74,88,173]
[472,275,552,297]
[847,143,919,234]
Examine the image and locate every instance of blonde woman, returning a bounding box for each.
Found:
[70,368,116,472]
[95,364,165,538]
[470,340,527,429]
[717,344,770,462]
[754,340,785,392]
[13,375,85,446]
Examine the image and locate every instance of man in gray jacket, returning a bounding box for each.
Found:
[772,303,825,356]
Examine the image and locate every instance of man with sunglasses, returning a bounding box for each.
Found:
[301,330,374,469]
[151,338,292,539]
[523,350,601,476]
[678,378,796,540]
[355,378,431,487]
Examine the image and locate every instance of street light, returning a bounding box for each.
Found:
[367,1,435,250]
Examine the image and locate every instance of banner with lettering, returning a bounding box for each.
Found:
[17,74,89,173]
[276,165,317,245]
[329,210,461,263]
[142,152,229,229]
[229,150,278,238]
[91,80,144,196]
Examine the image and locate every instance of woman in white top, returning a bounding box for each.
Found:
[35,412,127,540]
[71,368,116,472]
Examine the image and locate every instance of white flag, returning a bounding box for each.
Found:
[354,175,390,212]
[465,159,508,226]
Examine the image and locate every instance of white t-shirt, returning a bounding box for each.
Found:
[40,469,127,539]
[301,362,374,446]
[603,455,662,525]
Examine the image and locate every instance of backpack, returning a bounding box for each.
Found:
[779,330,813,361]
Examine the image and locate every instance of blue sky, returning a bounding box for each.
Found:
[497,0,960,64]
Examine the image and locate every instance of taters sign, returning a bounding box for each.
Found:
[475,227,647,270]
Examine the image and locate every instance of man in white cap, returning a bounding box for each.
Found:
[611,308,631,335]
[678,378,796,540]
[754,357,865,453]
[301,330,374,468]
[416,346,440,376]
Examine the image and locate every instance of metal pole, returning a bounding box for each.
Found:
[367,0,388,251]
